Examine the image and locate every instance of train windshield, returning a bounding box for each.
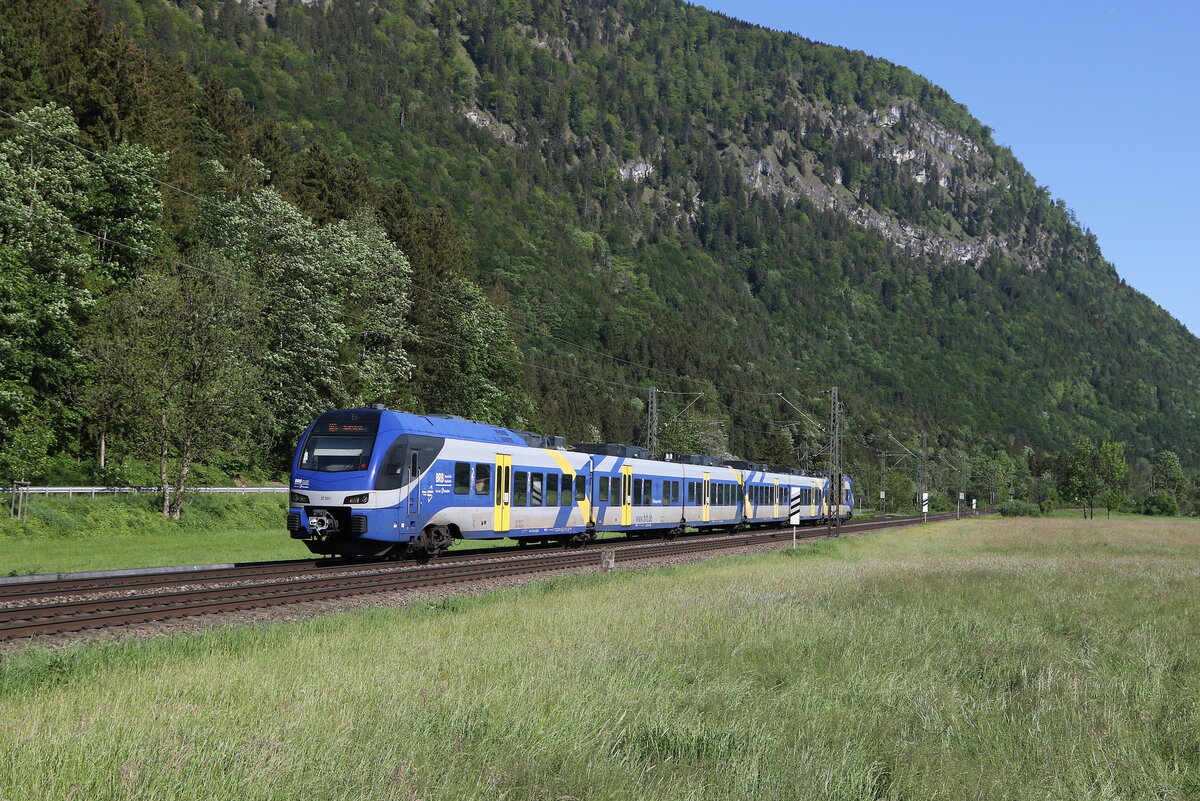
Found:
[299,434,375,473]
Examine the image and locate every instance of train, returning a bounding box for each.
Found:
[286,406,854,558]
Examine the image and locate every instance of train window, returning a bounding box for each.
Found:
[546,473,558,506]
[562,476,572,507]
[661,480,669,506]
[531,473,544,506]
[633,478,643,506]
[454,463,471,495]
[514,472,528,506]
[475,464,491,495]
[645,479,653,505]
[672,481,680,504]
[599,476,609,503]
[300,434,375,473]
[709,484,716,505]
[687,482,694,504]
[576,475,586,501]
[615,477,624,506]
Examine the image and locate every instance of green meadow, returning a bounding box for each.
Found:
[0,493,299,575]
[2,516,1199,800]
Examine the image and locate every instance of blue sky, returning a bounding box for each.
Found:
[698,0,1200,336]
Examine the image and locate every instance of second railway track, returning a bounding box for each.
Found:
[1,512,960,642]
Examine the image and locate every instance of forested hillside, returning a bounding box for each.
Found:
[1,0,1197,511]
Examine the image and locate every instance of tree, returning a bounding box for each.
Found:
[1152,451,1187,507]
[0,407,54,483]
[1,104,165,458]
[1096,441,1128,518]
[1062,435,1100,518]
[0,103,98,443]
[87,266,261,518]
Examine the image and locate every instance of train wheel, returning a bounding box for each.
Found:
[408,525,453,559]
[568,528,596,547]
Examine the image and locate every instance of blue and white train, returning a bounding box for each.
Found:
[287,407,854,558]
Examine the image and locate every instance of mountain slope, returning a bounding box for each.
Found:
[99,0,1200,465]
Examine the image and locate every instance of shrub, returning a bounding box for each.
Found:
[1140,490,1179,516]
[998,499,1041,517]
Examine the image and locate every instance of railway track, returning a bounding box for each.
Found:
[0,512,960,642]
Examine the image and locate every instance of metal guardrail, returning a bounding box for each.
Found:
[1,486,287,498]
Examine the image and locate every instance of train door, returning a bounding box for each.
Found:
[406,450,420,515]
[620,465,633,526]
[702,472,711,523]
[773,479,780,518]
[493,454,511,534]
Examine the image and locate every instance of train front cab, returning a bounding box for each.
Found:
[288,409,448,557]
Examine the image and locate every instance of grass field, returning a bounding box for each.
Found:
[0,494,302,575]
[3,516,1199,800]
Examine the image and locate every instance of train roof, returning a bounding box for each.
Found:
[571,442,651,459]
[319,408,537,448]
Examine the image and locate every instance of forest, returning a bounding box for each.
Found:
[0,0,1196,515]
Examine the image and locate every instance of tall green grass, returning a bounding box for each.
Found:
[2,516,1199,799]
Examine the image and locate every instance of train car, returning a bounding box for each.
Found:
[287,407,854,558]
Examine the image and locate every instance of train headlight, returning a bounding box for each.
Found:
[290,492,309,504]
[343,493,370,505]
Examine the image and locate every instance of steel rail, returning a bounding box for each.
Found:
[0,513,957,602]
[1,513,959,641]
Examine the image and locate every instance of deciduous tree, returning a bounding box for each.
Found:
[1097,440,1128,518]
